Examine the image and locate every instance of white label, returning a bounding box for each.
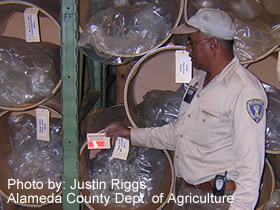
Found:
[112,137,130,160]
[24,7,40,42]
[87,133,111,149]
[36,108,50,141]
[175,50,192,83]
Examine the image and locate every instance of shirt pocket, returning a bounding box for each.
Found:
[190,106,222,147]
[198,106,221,124]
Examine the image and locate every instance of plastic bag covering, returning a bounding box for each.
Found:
[7,114,62,183]
[0,36,60,107]
[88,146,166,208]
[78,0,179,65]
[135,84,186,127]
[263,83,280,151]
[187,0,280,63]
[264,189,280,210]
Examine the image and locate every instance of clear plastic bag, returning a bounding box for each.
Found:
[263,83,280,152]
[0,36,60,107]
[7,114,63,183]
[88,146,167,208]
[264,189,280,210]
[78,0,180,65]
[135,85,186,127]
[187,0,280,63]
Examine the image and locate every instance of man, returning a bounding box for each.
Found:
[105,8,267,209]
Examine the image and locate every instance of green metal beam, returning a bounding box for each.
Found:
[61,0,79,209]
[101,64,107,106]
[79,52,85,104]
[88,58,103,106]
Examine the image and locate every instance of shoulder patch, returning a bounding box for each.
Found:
[246,99,265,123]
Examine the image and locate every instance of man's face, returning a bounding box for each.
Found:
[185,32,210,71]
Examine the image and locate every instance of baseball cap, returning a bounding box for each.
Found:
[171,8,236,40]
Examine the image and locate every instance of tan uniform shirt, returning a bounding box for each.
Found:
[131,57,267,209]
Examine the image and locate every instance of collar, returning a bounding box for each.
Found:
[215,56,240,86]
[189,70,207,91]
[189,56,240,90]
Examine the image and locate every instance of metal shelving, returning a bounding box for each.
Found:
[61,0,80,209]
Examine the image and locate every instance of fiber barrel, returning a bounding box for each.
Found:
[0,106,62,208]
[80,105,175,209]
[0,0,61,111]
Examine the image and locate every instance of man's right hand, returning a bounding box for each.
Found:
[104,122,131,142]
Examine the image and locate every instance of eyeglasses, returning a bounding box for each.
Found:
[186,38,209,47]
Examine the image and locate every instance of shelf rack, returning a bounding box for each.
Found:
[61,0,79,209]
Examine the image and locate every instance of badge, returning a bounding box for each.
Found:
[246,99,264,123]
[184,86,197,104]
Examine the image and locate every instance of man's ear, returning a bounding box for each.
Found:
[209,37,218,50]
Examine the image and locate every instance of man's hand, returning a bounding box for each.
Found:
[104,122,131,142]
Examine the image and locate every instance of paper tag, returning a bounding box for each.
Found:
[24,7,40,42]
[36,108,50,141]
[87,133,111,149]
[112,137,130,160]
[175,50,192,83]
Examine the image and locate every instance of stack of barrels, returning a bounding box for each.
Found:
[0,0,62,209]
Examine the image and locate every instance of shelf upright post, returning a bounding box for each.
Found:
[61,0,80,209]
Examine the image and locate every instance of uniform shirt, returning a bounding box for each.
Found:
[131,57,267,209]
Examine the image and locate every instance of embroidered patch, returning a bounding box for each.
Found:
[246,99,264,123]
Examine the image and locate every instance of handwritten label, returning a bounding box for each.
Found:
[24,7,40,42]
[175,50,192,83]
[36,108,50,141]
[112,137,130,160]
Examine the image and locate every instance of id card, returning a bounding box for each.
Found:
[184,86,197,104]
